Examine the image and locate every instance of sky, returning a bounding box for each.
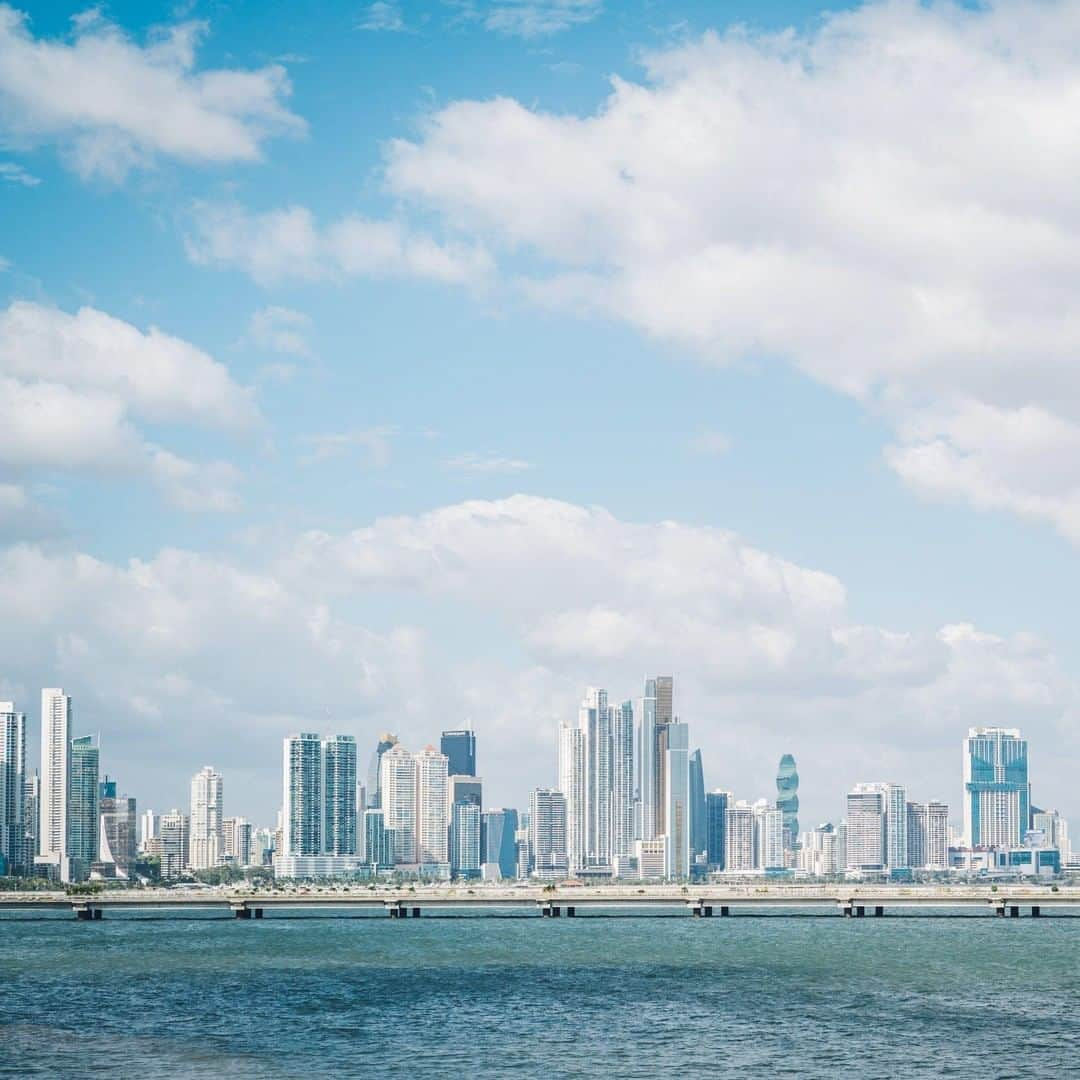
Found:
[1,0,1079,831]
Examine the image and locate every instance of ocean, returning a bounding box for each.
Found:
[2,911,1078,1077]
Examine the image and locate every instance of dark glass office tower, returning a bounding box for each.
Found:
[440,729,476,777]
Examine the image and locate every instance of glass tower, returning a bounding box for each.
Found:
[68,735,99,882]
[775,754,799,848]
[963,728,1030,848]
[440,729,476,777]
[689,749,707,857]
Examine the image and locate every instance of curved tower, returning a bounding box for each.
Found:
[775,754,799,846]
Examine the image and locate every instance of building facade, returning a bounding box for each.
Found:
[963,727,1030,849]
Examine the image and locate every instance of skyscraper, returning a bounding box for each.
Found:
[159,810,190,880]
[189,765,224,870]
[558,721,586,873]
[415,746,450,869]
[364,808,393,869]
[635,681,657,841]
[706,790,729,870]
[529,788,568,880]
[907,801,949,871]
[753,799,785,871]
[883,783,908,873]
[845,784,886,872]
[612,700,635,862]
[68,735,99,882]
[449,774,482,879]
[99,777,137,874]
[322,735,358,855]
[724,801,755,872]
[282,734,323,857]
[223,816,253,866]
[963,728,1030,848]
[689,749,707,858]
[37,688,71,881]
[440,729,476,777]
[0,703,26,875]
[664,720,690,879]
[775,754,799,849]
[380,744,418,864]
[482,808,519,880]
[365,732,399,809]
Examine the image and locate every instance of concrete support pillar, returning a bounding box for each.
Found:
[1010,906,1020,919]
[74,907,92,921]
[856,906,866,918]
[254,908,264,920]
[551,906,561,917]
[703,906,713,918]
[566,906,575,917]
[411,907,421,919]
[1032,906,1041,918]
[720,906,730,917]
[233,906,252,919]
[994,904,1005,917]
[874,906,884,918]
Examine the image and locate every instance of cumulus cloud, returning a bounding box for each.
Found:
[384,0,1080,544]
[0,301,255,511]
[0,494,1075,821]
[185,202,492,287]
[0,4,303,181]
[248,306,312,358]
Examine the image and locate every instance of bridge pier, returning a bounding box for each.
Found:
[233,905,252,919]
[874,906,884,918]
[720,906,730,917]
[1032,906,1041,918]
[856,906,866,918]
[691,904,714,918]
[1010,906,1020,919]
[566,906,575,917]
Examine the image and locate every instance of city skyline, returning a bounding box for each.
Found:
[0,0,1079,847]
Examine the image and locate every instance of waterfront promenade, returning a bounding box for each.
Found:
[2,883,1079,920]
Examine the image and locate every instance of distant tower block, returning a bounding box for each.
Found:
[776,754,800,847]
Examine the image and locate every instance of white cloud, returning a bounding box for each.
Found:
[358,2,406,32]
[300,427,395,468]
[248,305,312,358]
[0,159,38,185]
[384,0,1080,544]
[0,4,303,181]
[483,0,602,38]
[185,202,492,287]
[445,452,533,474]
[0,301,255,511]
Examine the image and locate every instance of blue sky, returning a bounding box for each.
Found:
[1,0,1078,829]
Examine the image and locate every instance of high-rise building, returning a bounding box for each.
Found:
[0,703,26,875]
[68,735,99,882]
[883,783,908,872]
[612,701,635,861]
[415,747,450,869]
[753,799,785,871]
[688,749,707,859]
[845,784,886,872]
[440,729,476,777]
[558,721,586,873]
[37,689,71,881]
[963,728,1030,848]
[380,744,418,864]
[139,809,159,852]
[482,808,519,881]
[775,754,799,849]
[23,770,39,871]
[798,824,837,876]
[189,765,224,870]
[655,676,673,727]
[906,801,948,871]
[364,808,393,869]
[1032,809,1070,859]
[635,681,657,841]
[159,810,190,880]
[664,720,690,879]
[282,734,323,857]
[706,790,729,870]
[449,775,482,879]
[451,801,481,879]
[99,777,137,874]
[322,735,358,856]
[724,801,755,872]
[223,816,253,866]
[529,788,568,879]
[365,733,399,809]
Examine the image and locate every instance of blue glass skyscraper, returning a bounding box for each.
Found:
[689,749,707,857]
[706,790,728,869]
[963,728,1030,848]
[776,754,799,847]
[482,808,519,879]
[440,729,476,777]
